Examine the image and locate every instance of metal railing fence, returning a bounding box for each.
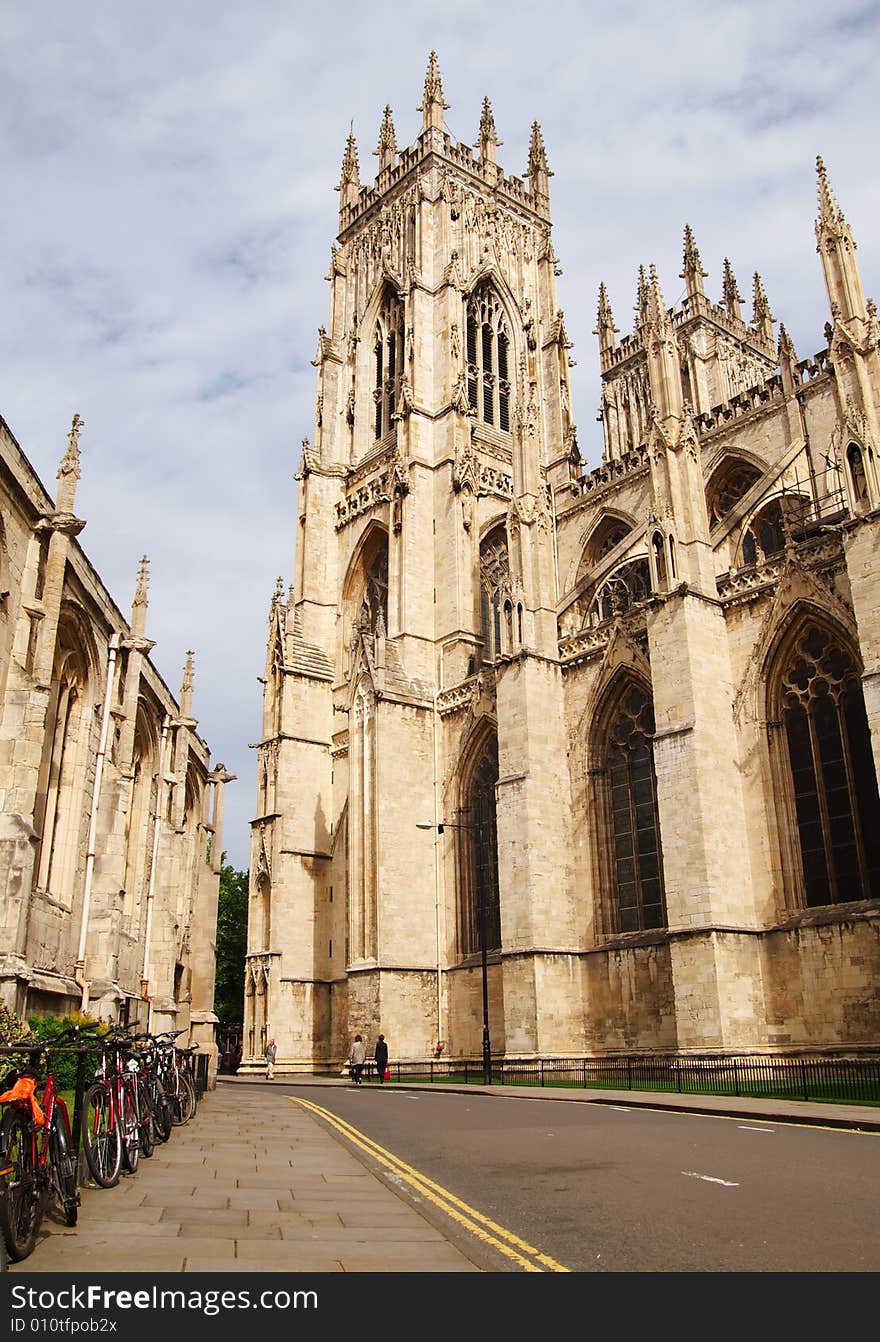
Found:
[361,1052,880,1104]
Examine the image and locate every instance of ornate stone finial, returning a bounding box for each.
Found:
[273,576,285,605]
[133,555,149,608]
[477,96,501,165]
[337,127,361,209]
[527,122,552,206]
[646,264,668,327]
[176,649,196,721]
[634,264,649,327]
[374,105,397,173]
[778,322,798,366]
[418,51,449,134]
[680,224,708,298]
[751,272,775,341]
[722,258,743,320]
[594,283,618,353]
[816,154,844,228]
[58,413,84,481]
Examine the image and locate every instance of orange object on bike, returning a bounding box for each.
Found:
[0,1074,45,1127]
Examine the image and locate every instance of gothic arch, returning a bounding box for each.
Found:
[341,522,389,673]
[705,454,764,529]
[735,491,811,567]
[575,509,637,585]
[353,278,406,460]
[33,604,98,905]
[588,668,666,936]
[478,523,510,663]
[762,605,880,909]
[123,699,159,923]
[452,718,501,958]
[462,276,519,434]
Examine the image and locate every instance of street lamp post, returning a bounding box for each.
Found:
[417,815,492,1084]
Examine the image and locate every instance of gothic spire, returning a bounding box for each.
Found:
[680,224,708,299]
[374,105,397,174]
[722,258,743,321]
[56,412,83,513]
[527,122,552,208]
[635,264,649,328]
[478,96,501,166]
[814,154,868,325]
[778,322,797,366]
[129,555,149,639]
[594,282,618,354]
[816,154,844,231]
[751,272,775,344]
[646,264,669,330]
[337,128,361,209]
[179,650,195,721]
[418,51,448,135]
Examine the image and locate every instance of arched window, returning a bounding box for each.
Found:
[708,460,762,528]
[466,285,511,431]
[373,290,405,442]
[357,545,388,640]
[123,705,157,923]
[604,684,666,933]
[590,558,651,625]
[778,624,880,906]
[34,628,90,905]
[479,528,509,662]
[459,735,501,957]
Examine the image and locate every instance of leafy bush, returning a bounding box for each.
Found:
[0,1005,34,1046]
[26,1012,106,1092]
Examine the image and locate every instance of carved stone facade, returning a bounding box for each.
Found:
[244,56,880,1073]
[0,413,233,1075]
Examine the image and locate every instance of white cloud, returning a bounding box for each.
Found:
[2,0,878,867]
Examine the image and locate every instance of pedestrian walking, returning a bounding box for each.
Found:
[348,1033,366,1085]
[264,1038,277,1080]
[374,1032,389,1083]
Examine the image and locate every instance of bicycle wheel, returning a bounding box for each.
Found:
[48,1106,79,1227]
[81,1084,122,1189]
[175,1072,196,1125]
[119,1084,140,1175]
[150,1083,172,1144]
[136,1079,154,1158]
[0,1106,40,1262]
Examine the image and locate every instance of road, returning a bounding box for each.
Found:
[284,1084,880,1273]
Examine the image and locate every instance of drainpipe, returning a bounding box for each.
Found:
[142,713,171,1034]
[75,632,121,1013]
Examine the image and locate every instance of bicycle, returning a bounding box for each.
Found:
[154,1031,196,1126]
[0,1024,97,1263]
[80,1026,141,1188]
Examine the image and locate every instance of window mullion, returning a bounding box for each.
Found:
[807,706,838,903]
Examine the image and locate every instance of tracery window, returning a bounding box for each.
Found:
[779,624,880,905]
[466,285,511,432]
[590,558,651,624]
[358,546,388,639]
[459,735,501,957]
[708,461,762,528]
[604,684,666,933]
[373,291,405,442]
[479,529,509,662]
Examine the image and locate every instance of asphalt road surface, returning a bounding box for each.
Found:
[283,1084,880,1273]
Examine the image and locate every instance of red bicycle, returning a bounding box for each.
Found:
[0,1023,96,1262]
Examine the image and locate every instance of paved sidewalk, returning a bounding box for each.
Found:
[8,1074,878,1275]
[7,1083,481,1274]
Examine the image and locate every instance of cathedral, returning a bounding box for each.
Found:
[243,54,880,1073]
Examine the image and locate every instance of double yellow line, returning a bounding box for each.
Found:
[289,1095,570,1272]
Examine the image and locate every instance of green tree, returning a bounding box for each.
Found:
[213,856,249,1026]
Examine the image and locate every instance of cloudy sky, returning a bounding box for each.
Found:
[2,1,878,869]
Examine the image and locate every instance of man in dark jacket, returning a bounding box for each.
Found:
[374,1033,389,1083]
